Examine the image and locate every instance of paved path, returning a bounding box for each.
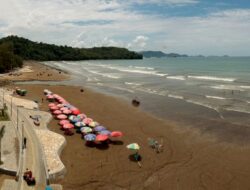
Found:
[2,89,47,190]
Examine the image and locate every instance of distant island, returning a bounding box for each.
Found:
[0,36,142,73]
[140,51,188,58]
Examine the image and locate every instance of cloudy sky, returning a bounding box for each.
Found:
[0,0,250,56]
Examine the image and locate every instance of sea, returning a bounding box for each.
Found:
[29,57,250,143]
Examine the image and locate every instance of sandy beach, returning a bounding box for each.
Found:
[3,62,250,190]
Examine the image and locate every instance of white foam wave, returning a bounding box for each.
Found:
[224,108,250,114]
[210,85,244,91]
[85,69,120,79]
[132,66,155,70]
[168,94,184,100]
[205,95,227,100]
[186,100,217,110]
[240,85,250,89]
[188,75,235,82]
[125,82,142,86]
[167,76,186,81]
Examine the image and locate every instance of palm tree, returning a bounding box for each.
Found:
[0,125,5,165]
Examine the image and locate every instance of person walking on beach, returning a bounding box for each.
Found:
[23,137,27,149]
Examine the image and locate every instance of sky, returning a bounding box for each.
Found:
[0,0,250,56]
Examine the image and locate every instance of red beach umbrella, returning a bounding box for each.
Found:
[96,134,109,142]
[59,120,70,126]
[50,106,59,110]
[63,109,72,115]
[47,95,54,100]
[111,131,123,137]
[53,110,62,115]
[57,114,68,120]
[72,109,80,115]
[63,123,74,129]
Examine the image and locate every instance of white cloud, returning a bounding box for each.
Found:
[0,0,250,55]
[127,35,149,50]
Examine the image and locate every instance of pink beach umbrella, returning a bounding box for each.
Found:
[63,123,74,129]
[53,110,62,115]
[50,106,59,111]
[48,103,56,107]
[59,120,70,126]
[57,114,68,120]
[63,109,72,115]
[60,107,68,111]
[57,104,64,108]
[83,118,93,125]
[111,131,123,137]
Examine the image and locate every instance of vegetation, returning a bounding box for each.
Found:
[140,51,188,58]
[0,36,142,62]
[0,125,5,164]
[0,42,23,73]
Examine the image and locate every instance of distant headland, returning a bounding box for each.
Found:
[139,51,188,58]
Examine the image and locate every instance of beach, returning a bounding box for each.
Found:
[5,61,250,190]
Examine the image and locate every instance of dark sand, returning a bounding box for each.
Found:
[18,84,250,190]
[3,62,250,189]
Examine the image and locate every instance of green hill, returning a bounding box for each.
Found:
[0,36,142,61]
[0,35,142,73]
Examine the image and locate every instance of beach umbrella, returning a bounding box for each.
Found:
[111,131,123,137]
[60,107,68,111]
[88,121,99,128]
[50,106,59,110]
[77,113,87,119]
[80,127,93,134]
[63,123,74,129]
[84,134,96,141]
[48,103,56,107]
[94,126,106,132]
[83,118,93,125]
[98,130,111,136]
[57,114,68,120]
[57,104,64,108]
[75,121,85,128]
[127,143,140,150]
[59,120,70,126]
[63,109,72,115]
[68,115,76,121]
[72,109,80,115]
[96,134,109,142]
[53,110,62,115]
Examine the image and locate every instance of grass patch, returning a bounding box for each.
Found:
[0,110,9,121]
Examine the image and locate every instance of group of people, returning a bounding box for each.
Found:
[148,138,164,153]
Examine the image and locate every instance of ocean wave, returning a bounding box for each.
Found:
[205,95,227,100]
[186,100,217,111]
[240,85,250,89]
[168,94,184,100]
[188,75,236,82]
[224,108,250,114]
[85,69,120,79]
[166,76,186,81]
[125,82,142,86]
[129,66,155,70]
[210,85,245,91]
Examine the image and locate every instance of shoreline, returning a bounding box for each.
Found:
[4,61,250,189]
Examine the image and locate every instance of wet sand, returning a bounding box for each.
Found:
[18,84,250,190]
[4,62,250,190]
